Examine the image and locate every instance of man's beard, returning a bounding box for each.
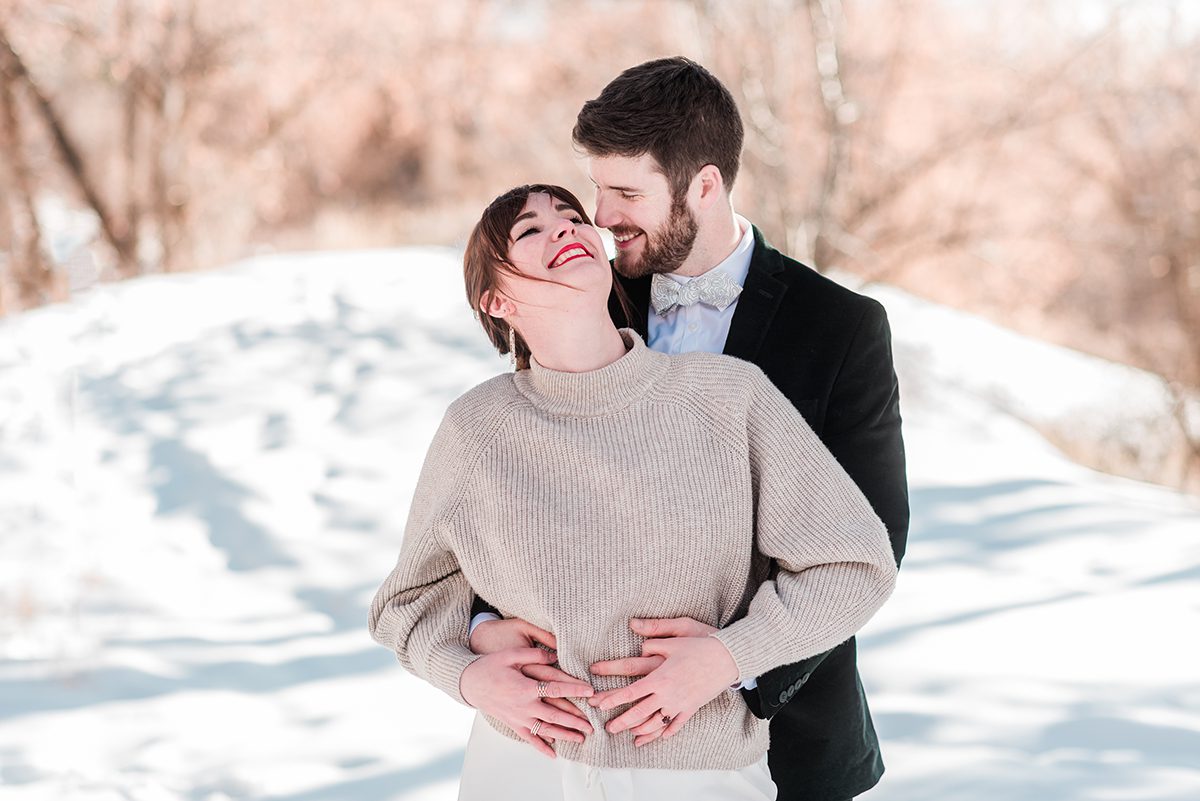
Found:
[613,196,698,279]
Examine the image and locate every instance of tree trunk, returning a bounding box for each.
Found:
[0,25,136,275]
[118,0,141,273]
[806,0,853,271]
[0,66,53,308]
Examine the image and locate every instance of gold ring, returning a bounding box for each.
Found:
[530,720,543,737]
[537,681,548,698]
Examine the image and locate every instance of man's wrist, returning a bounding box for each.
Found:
[469,612,501,637]
[701,627,757,691]
[705,633,742,690]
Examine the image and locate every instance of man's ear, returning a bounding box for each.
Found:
[693,164,725,210]
[480,290,516,320]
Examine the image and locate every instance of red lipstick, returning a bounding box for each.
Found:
[548,243,592,270]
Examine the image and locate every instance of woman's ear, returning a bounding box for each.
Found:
[480,290,516,320]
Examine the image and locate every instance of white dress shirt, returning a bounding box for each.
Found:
[647,215,755,355]
[471,215,760,690]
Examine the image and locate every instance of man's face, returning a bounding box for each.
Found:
[588,153,698,279]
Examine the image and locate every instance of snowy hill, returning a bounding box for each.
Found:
[1,249,1197,801]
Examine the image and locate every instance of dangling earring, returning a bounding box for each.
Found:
[507,325,517,363]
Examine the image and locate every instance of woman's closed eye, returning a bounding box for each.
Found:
[516,217,585,240]
[513,216,586,242]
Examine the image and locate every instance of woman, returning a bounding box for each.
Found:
[368,184,897,799]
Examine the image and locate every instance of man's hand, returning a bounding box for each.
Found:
[589,618,732,747]
[470,617,557,655]
[460,647,595,759]
[471,617,585,686]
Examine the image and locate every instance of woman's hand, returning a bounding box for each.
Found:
[588,635,739,747]
[589,617,724,745]
[589,616,719,681]
[459,647,595,758]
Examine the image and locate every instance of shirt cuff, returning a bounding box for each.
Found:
[730,675,759,691]
[468,612,501,637]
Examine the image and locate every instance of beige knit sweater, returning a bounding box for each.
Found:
[369,329,897,771]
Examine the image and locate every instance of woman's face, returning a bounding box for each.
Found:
[500,192,610,312]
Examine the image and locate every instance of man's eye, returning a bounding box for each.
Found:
[620,193,640,201]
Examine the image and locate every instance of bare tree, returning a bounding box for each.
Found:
[1048,11,1200,486]
[0,55,54,307]
[804,0,853,269]
[0,23,135,274]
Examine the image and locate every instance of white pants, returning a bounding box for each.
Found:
[458,713,777,801]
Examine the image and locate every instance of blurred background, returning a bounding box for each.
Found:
[2,0,1199,489]
[2,2,1199,800]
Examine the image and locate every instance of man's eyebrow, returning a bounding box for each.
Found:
[597,182,641,193]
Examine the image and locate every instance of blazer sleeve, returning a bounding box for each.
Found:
[710,368,898,681]
[368,412,482,705]
[823,299,910,565]
[744,299,908,718]
[470,594,502,620]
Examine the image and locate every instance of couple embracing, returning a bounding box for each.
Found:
[369,57,909,801]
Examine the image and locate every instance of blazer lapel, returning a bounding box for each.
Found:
[724,226,788,361]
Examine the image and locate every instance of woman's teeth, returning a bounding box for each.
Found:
[550,245,589,269]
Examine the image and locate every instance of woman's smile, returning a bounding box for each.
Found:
[548,243,593,270]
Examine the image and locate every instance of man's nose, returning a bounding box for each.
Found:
[593,194,615,228]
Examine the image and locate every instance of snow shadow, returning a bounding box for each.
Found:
[74,292,504,579]
[8,289,508,723]
[260,749,465,801]
[862,476,1200,800]
[80,367,297,573]
[908,480,1150,560]
[0,647,394,718]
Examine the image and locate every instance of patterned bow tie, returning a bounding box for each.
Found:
[650,271,744,316]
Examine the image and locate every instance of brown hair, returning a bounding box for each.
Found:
[572,57,744,201]
[463,184,633,370]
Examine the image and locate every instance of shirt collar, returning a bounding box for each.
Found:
[665,215,755,287]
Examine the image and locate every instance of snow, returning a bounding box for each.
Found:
[1,248,1197,800]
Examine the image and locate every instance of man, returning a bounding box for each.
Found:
[469,57,908,800]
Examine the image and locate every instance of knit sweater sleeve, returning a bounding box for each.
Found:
[711,367,898,680]
[367,402,484,705]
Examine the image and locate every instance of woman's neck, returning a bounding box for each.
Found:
[519,313,628,373]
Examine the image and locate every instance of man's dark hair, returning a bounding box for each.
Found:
[572,57,744,201]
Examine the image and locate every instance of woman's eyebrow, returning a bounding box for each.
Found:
[510,203,575,235]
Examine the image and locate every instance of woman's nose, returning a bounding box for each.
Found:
[552,218,576,240]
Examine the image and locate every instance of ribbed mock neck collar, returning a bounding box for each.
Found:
[514,329,665,416]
